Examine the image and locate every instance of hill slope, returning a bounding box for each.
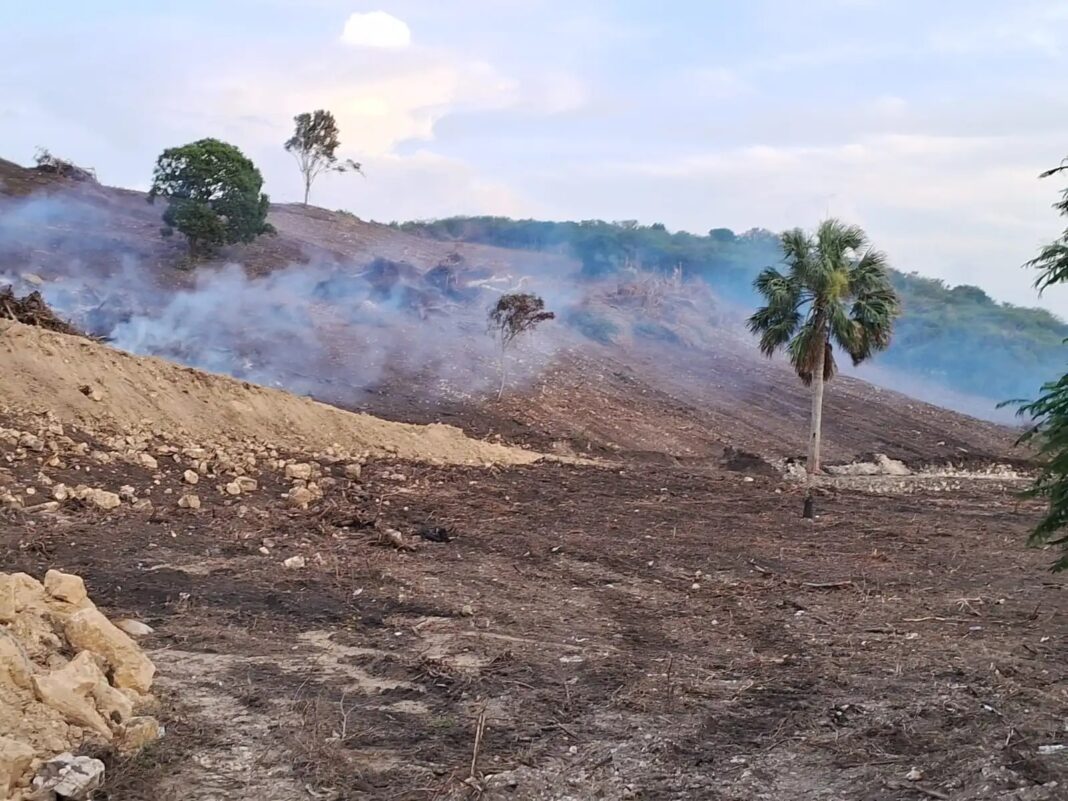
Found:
[0,156,1026,467]
[0,319,543,467]
[395,216,1068,404]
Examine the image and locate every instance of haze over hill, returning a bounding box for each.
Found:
[0,155,1058,431]
[0,156,1031,468]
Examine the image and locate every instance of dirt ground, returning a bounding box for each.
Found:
[2,423,1064,800]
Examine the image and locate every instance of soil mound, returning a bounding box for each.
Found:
[0,320,544,467]
[1,570,160,800]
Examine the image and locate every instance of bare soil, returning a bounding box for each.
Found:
[1,419,1063,800]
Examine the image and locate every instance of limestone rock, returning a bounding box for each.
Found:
[63,608,155,694]
[344,463,362,480]
[32,652,116,739]
[235,476,258,492]
[284,462,314,480]
[178,493,201,510]
[114,619,154,638]
[30,752,106,800]
[135,453,159,471]
[120,716,162,752]
[86,489,121,511]
[43,570,88,606]
[223,481,242,496]
[288,486,316,508]
[182,469,199,485]
[283,555,306,569]
[0,736,35,798]
[0,632,33,689]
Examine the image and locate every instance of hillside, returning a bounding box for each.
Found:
[0,156,1024,468]
[2,157,1066,801]
[394,217,1068,404]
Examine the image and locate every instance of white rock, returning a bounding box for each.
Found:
[283,555,306,569]
[906,767,924,782]
[182,470,199,485]
[30,752,106,800]
[114,619,155,638]
[177,494,201,510]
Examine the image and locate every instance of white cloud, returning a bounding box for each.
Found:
[341,11,411,48]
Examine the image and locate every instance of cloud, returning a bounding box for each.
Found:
[341,11,411,48]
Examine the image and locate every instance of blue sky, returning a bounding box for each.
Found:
[3,1,1068,313]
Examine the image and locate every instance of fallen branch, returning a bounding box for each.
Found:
[469,707,488,786]
[885,780,950,800]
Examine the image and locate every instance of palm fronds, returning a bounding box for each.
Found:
[749,218,898,381]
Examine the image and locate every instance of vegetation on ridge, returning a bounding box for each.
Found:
[394,216,1068,403]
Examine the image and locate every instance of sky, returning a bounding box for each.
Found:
[3,1,1068,314]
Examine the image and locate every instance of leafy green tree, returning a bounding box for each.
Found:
[149,138,273,259]
[747,219,899,473]
[285,110,363,206]
[1013,159,1068,570]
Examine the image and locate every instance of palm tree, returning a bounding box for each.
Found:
[747,219,900,474]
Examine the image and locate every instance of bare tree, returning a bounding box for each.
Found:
[488,293,554,400]
[284,110,363,206]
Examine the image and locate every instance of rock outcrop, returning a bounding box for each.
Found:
[0,570,161,800]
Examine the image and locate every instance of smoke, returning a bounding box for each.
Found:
[0,191,1040,425]
[0,195,571,407]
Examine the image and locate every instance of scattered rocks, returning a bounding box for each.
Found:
[182,469,199,485]
[223,480,243,496]
[178,493,201,510]
[283,555,306,569]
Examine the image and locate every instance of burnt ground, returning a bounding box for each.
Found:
[2,431,1066,800]
[354,342,1025,471]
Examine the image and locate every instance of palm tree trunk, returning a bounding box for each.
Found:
[807,340,826,474]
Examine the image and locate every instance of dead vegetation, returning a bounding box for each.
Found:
[32,147,98,183]
[0,286,87,337]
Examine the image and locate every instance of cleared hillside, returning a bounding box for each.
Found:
[0,157,1027,468]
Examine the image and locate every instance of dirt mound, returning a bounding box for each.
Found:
[1,570,160,799]
[0,287,84,338]
[0,320,545,467]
